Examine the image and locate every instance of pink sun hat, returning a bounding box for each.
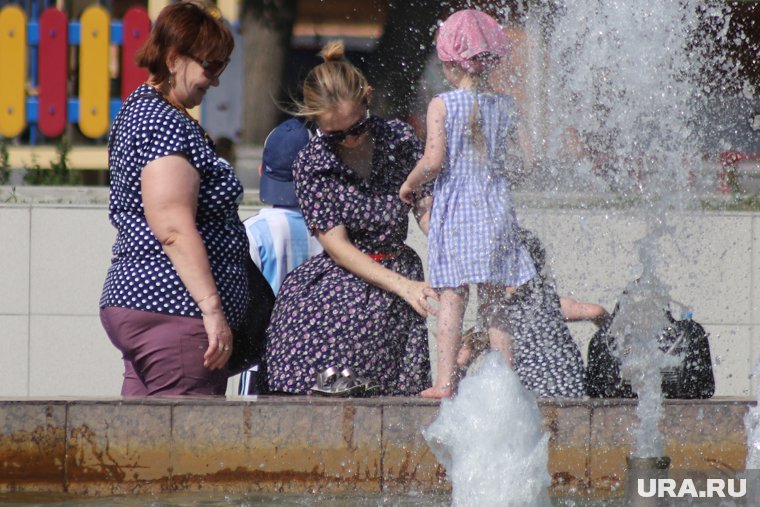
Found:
[436,9,510,73]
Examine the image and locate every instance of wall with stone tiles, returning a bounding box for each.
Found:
[0,398,751,499]
[0,191,757,397]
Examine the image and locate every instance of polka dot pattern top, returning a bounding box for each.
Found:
[100,84,248,327]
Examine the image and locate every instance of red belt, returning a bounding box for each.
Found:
[368,252,396,261]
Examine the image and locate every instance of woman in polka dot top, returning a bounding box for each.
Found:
[99,1,246,396]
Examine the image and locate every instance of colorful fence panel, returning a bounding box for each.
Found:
[0,2,242,169]
[0,4,152,142]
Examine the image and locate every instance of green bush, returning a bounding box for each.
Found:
[0,141,9,185]
[23,138,81,185]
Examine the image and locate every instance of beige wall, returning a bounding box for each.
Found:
[0,188,756,398]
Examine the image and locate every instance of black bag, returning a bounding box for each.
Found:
[228,256,276,379]
[585,305,715,399]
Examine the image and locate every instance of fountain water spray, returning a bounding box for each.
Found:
[744,361,760,469]
[532,0,740,458]
[540,0,727,198]
[423,0,748,501]
[744,361,760,503]
[423,352,551,507]
[608,229,680,458]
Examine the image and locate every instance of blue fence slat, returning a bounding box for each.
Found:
[110,20,121,43]
[26,97,38,122]
[67,98,78,123]
[67,20,122,44]
[27,19,38,43]
[68,21,79,44]
[63,98,122,124]
[110,98,121,122]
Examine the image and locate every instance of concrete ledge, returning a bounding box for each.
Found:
[0,185,262,206]
[0,397,752,499]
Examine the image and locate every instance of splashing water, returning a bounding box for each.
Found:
[422,0,748,495]
[533,0,738,199]
[515,0,739,457]
[745,360,760,469]
[423,352,551,507]
[606,232,681,458]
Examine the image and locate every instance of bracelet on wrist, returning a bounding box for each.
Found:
[195,292,219,305]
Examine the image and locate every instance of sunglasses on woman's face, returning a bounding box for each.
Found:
[187,54,230,78]
[320,115,371,144]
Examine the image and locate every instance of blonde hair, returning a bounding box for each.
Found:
[292,40,371,120]
[466,55,498,156]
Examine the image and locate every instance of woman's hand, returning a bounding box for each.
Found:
[398,279,439,317]
[200,303,233,370]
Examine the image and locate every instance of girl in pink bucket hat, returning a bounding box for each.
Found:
[400,9,536,398]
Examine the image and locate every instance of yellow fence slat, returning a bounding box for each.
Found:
[217,0,240,23]
[0,5,27,138]
[79,5,110,139]
[148,0,170,21]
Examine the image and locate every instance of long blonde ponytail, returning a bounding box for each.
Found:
[468,59,497,156]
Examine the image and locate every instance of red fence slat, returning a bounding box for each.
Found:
[121,7,150,100]
[38,7,68,138]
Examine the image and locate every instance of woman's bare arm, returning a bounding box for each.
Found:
[316,225,438,317]
[141,154,231,369]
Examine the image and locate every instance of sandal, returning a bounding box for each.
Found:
[312,366,340,395]
[340,367,381,397]
[312,366,366,397]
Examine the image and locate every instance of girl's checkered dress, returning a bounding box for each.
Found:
[428,89,536,289]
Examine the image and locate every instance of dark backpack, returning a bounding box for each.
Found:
[585,306,715,399]
[229,256,276,390]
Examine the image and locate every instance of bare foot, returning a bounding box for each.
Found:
[456,342,473,367]
[420,385,454,399]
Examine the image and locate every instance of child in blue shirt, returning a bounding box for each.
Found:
[239,118,323,394]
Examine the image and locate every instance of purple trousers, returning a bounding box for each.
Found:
[100,307,229,396]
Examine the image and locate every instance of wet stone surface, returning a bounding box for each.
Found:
[0,397,752,497]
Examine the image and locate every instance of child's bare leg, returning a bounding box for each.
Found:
[487,326,514,367]
[456,327,485,368]
[456,331,474,367]
[421,286,468,399]
[478,283,515,368]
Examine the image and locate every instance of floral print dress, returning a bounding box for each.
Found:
[506,229,586,397]
[507,274,587,397]
[265,117,432,395]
